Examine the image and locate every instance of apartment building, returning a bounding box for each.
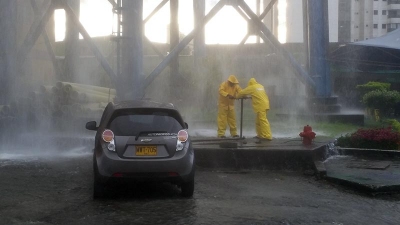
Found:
[338,0,400,43]
[263,0,338,43]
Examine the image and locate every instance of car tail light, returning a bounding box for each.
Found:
[176,130,188,151]
[102,129,114,142]
[177,130,188,142]
[102,129,116,152]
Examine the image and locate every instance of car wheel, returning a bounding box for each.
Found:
[181,179,194,198]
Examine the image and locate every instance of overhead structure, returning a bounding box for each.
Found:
[307,0,331,97]
[120,0,144,100]
[144,0,331,98]
[0,0,17,104]
[2,0,332,101]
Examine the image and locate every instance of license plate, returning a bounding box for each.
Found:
[135,146,157,156]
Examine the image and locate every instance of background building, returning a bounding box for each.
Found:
[339,0,400,43]
[285,0,338,43]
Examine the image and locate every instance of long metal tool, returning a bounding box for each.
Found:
[240,98,244,138]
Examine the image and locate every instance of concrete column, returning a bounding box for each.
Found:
[169,0,179,99]
[193,0,206,63]
[308,0,331,97]
[64,0,80,82]
[256,0,261,43]
[121,0,144,100]
[302,0,309,72]
[0,0,17,104]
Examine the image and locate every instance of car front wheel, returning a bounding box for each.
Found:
[181,179,194,198]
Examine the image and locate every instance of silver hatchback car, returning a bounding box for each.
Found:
[86,100,195,198]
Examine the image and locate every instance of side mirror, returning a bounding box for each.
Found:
[86,121,98,131]
[185,122,189,129]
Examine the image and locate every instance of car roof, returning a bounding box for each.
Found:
[98,100,184,128]
[112,100,176,110]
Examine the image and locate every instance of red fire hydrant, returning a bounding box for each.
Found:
[299,125,316,145]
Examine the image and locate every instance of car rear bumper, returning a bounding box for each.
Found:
[95,144,195,183]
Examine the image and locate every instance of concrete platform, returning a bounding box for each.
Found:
[192,136,333,170]
[322,149,400,194]
[192,137,400,194]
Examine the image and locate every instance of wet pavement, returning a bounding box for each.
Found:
[1,145,400,225]
[192,136,400,195]
[1,130,400,224]
[323,154,400,194]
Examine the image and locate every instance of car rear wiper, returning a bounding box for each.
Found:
[135,131,167,141]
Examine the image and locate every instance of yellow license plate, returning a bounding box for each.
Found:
[135,146,157,156]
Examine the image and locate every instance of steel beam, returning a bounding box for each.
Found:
[121,0,144,99]
[302,0,309,72]
[61,1,117,82]
[237,0,316,90]
[259,0,277,20]
[30,0,61,79]
[237,0,276,47]
[64,0,80,81]
[107,0,117,8]
[17,0,53,66]
[144,36,165,59]
[143,0,169,24]
[169,0,179,98]
[143,0,169,59]
[307,0,331,97]
[145,0,226,88]
[0,0,17,104]
[193,0,206,60]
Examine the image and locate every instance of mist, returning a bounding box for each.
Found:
[0,0,359,162]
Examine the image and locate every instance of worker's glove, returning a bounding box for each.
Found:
[227,94,235,99]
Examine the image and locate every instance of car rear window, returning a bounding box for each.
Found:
[108,109,184,136]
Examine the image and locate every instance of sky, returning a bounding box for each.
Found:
[54,0,288,44]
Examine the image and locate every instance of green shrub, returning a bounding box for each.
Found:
[385,119,400,132]
[356,81,391,96]
[336,134,352,148]
[362,90,400,116]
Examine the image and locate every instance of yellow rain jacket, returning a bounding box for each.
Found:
[237,78,272,139]
[218,75,242,110]
[217,75,242,137]
[237,78,269,112]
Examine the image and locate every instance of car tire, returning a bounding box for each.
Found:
[181,179,194,198]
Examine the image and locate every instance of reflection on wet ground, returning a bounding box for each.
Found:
[1,127,399,225]
[1,147,400,225]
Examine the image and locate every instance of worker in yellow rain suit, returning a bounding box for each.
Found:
[217,75,242,138]
[237,78,272,140]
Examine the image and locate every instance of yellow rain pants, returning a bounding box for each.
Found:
[256,110,272,139]
[217,106,238,137]
[238,78,272,140]
[217,75,242,137]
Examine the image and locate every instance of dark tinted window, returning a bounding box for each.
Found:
[109,109,183,136]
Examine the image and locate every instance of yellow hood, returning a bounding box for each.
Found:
[248,78,257,86]
[228,75,239,84]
